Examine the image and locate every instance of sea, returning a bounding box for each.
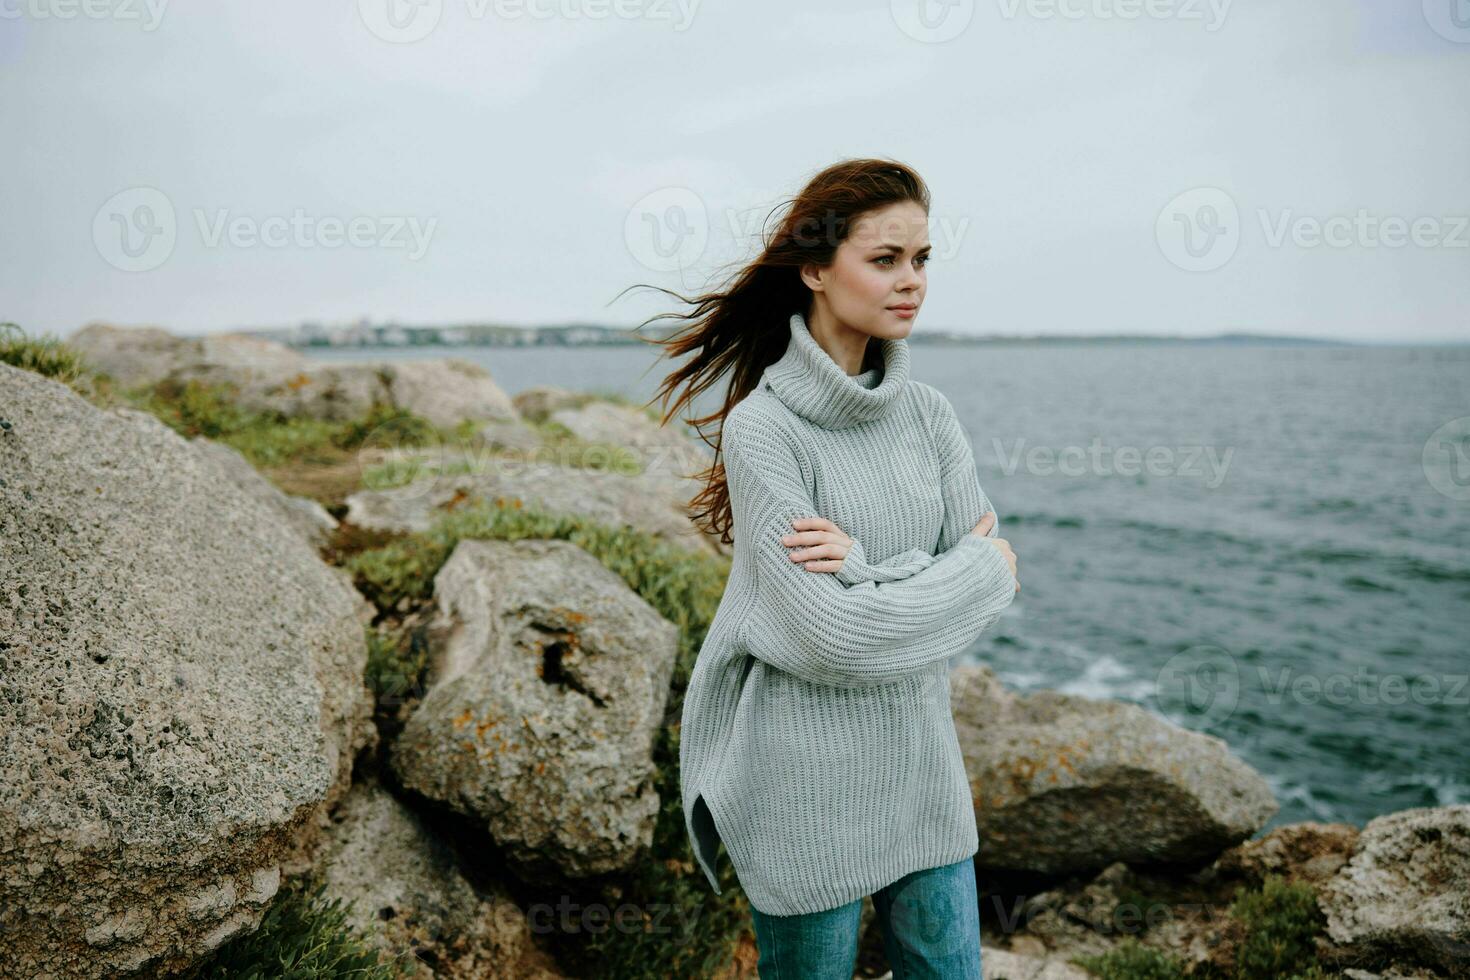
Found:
[305,341,1470,833]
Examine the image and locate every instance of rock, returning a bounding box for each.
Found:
[981,948,1093,979]
[1205,820,1360,890]
[344,457,722,556]
[389,539,679,880]
[66,323,306,391]
[65,323,183,388]
[0,363,375,978]
[232,359,522,430]
[547,400,709,482]
[382,359,518,429]
[950,665,1278,876]
[512,386,584,422]
[190,436,338,550]
[317,780,567,979]
[235,361,387,421]
[67,324,525,430]
[1319,804,1470,975]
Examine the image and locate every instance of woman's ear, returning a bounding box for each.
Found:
[798,260,825,293]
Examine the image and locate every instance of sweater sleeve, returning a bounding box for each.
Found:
[834,387,1005,588]
[724,407,1017,689]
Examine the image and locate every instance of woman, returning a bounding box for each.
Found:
[645,159,1020,979]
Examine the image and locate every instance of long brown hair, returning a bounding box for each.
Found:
[622,158,932,545]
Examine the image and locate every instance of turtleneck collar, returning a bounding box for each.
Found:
[760,312,911,429]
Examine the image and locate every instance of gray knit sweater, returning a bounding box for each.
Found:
[679,312,1017,916]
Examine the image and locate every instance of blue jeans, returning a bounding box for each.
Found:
[748,858,983,979]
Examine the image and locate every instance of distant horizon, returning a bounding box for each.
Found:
[46,318,1464,349]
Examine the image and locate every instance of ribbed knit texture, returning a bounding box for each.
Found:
[679,312,1017,916]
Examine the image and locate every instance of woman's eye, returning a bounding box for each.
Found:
[875,255,894,266]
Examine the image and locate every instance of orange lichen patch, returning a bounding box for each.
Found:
[548,605,588,625]
[452,706,475,730]
[438,488,474,512]
[284,372,314,391]
[475,715,500,739]
[493,495,524,509]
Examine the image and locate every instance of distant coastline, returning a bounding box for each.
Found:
[220,321,1451,350]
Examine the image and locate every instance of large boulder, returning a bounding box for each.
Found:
[66,323,305,390]
[0,364,375,977]
[951,665,1278,876]
[390,539,679,881]
[547,399,710,482]
[190,436,338,550]
[344,457,723,556]
[234,359,524,430]
[67,324,526,430]
[1318,804,1470,975]
[317,780,567,979]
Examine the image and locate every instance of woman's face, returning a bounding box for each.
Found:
[801,199,930,340]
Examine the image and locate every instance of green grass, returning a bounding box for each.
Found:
[178,873,415,979]
[1074,939,1188,980]
[1228,875,1328,980]
[1071,874,1333,980]
[0,322,93,389]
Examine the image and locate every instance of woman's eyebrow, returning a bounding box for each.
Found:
[871,242,933,254]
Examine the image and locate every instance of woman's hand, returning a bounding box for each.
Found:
[969,512,1019,593]
[781,517,856,574]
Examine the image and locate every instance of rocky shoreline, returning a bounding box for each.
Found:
[1,324,1464,979]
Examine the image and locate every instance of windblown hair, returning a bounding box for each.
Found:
[625,158,931,545]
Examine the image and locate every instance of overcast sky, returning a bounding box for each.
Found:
[2,1,1466,342]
